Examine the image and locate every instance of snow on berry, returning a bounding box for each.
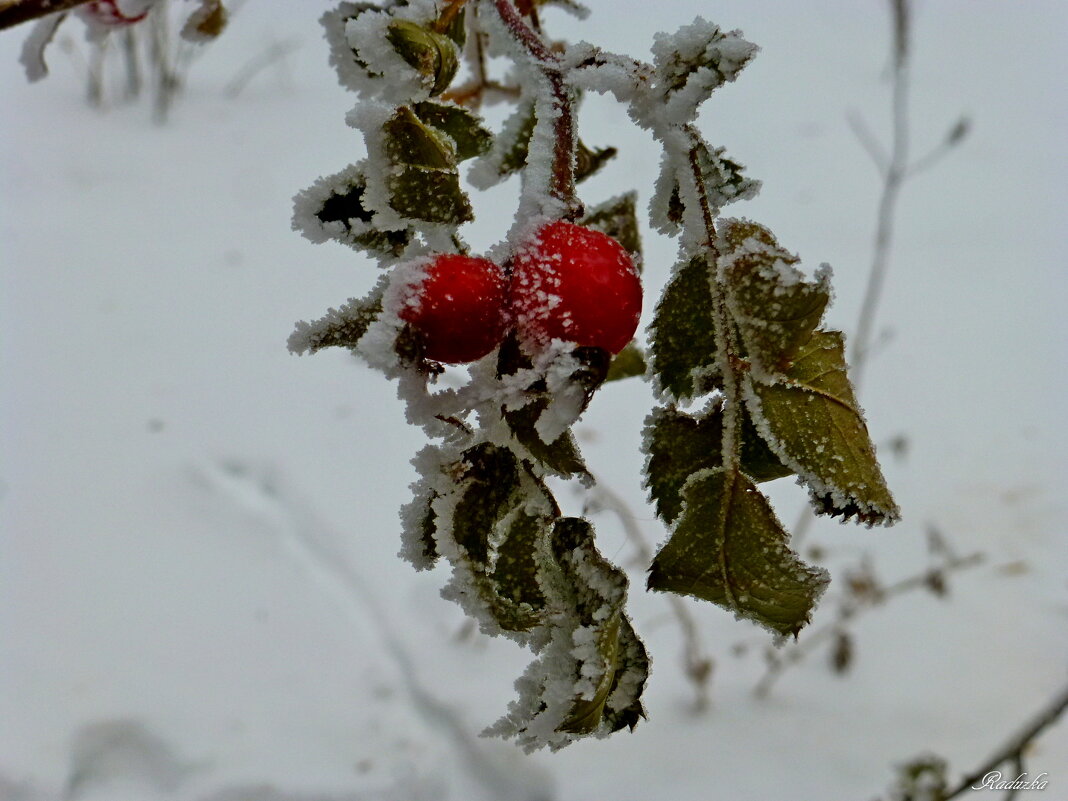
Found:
[393,253,509,364]
[510,221,642,355]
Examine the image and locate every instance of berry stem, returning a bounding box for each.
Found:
[490,0,582,219]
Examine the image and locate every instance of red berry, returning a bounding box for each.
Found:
[396,254,509,364]
[511,221,641,354]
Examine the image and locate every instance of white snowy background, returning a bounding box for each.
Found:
[2,1,1066,799]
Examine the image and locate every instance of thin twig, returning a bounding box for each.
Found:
[944,681,1068,799]
[846,109,889,176]
[753,550,983,697]
[851,0,911,392]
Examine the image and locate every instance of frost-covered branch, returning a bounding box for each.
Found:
[490,0,581,217]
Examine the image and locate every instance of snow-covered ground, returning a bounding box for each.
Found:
[2,2,1066,799]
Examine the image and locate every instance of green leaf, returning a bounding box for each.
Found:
[605,341,646,382]
[387,165,474,224]
[690,141,761,215]
[383,106,456,169]
[644,406,721,525]
[648,468,829,636]
[719,219,830,372]
[412,101,493,162]
[581,192,642,265]
[745,331,899,525]
[649,254,721,400]
[504,400,589,478]
[451,444,521,564]
[643,404,792,525]
[288,281,384,355]
[739,406,794,482]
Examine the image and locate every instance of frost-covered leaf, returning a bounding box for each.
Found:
[383,105,457,169]
[605,341,646,382]
[644,406,720,524]
[412,101,493,161]
[321,2,378,91]
[451,443,521,564]
[386,19,459,96]
[491,517,647,749]
[292,165,412,257]
[504,400,589,478]
[648,468,828,636]
[719,218,830,373]
[574,139,617,184]
[495,100,537,178]
[651,142,758,236]
[388,165,474,224]
[746,331,899,525]
[488,514,647,746]
[489,509,548,632]
[652,18,758,118]
[582,192,642,266]
[644,404,791,525]
[649,254,720,400]
[287,279,386,355]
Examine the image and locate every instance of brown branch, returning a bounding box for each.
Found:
[491,0,581,218]
[944,681,1068,799]
[0,0,93,30]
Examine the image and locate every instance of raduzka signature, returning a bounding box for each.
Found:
[972,771,1049,791]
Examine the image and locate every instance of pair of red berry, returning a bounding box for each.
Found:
[397,222,642,364]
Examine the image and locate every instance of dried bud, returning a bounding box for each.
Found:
[386,19,459,96]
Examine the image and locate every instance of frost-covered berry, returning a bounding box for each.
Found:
[82,0,151,25]
[396,254,509,364]
[511,221,642,354]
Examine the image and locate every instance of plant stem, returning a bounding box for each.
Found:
[852,0,911,392]
[491,0,582,218]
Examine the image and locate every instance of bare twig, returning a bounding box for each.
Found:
[223,37,300,98]
[851,0,911,392]
[944,681,1068,799]
[754,550,983,697]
